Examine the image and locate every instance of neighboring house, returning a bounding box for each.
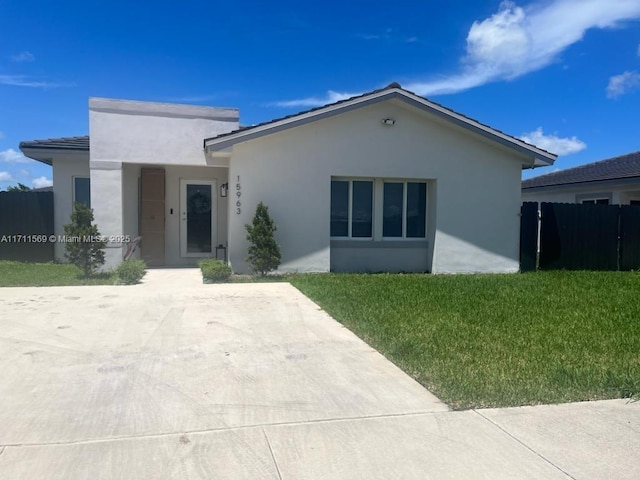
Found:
[522,151,640,205]
[20,83,556,274]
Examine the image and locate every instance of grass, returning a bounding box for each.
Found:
[0,261,116,286]
[3,261,638,409]
[290,271,640,409]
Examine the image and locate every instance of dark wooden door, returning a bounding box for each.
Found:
[140,168,165,266]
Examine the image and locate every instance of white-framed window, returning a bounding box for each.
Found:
[73,177,91,208]
[330,178,427,239]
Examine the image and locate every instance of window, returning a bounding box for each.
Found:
[330,180,373,238]
[383,181,426,238]
[581,198,609,205]
[331,178,427,239]
[74,177,91,208]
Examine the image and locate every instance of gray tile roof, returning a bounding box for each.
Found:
[19,136,89,151]
[522,151,640,189]
[204,83,556,163]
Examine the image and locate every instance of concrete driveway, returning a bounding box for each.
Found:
[0,269,638,479]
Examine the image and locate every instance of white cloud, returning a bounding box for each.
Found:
[0,74,73,88]
[606,71,640,98]
[271,90,358,108]
[406,0,640,96]
[520,127,586,155]
[0,148,31,163]
[275,0,640,106]
[32,176,52,188]
[0,171,13,182]
[11,51,35,62]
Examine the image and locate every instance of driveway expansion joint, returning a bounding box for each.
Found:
[2,410,449,449]
[473,409,578,480]
[262,427,283,480]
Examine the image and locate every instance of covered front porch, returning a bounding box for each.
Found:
[118,163,230,267]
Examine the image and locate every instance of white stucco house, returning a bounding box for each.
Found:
[20,83,556,274]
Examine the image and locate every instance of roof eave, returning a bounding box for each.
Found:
[523,175,640,191]
[204,87,557,165]
[19,146,89,166]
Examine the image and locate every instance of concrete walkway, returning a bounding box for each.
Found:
[0,269,638,479]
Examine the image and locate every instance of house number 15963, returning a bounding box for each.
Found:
[235,175,241,214]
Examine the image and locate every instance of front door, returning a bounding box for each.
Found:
[180,180,216,257]
[140,168,166,266]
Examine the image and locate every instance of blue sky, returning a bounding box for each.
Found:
[1,0,639,189]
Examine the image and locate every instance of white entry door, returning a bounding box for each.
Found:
[180,179,217,257]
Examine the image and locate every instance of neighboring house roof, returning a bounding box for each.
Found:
[204,83,557,167]
[19,136,89,151]
[19,136,89,165]
[522,151,640,190]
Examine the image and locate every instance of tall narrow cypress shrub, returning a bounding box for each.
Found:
[245,202,281,276]
[63,203,106,277]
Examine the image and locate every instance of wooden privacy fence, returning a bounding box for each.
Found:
[520,202,640,272]
[0,191,54,262]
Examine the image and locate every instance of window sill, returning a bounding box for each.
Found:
[331,239,429,249]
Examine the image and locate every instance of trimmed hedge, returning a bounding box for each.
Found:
[199,258,232,283]
[116,259,147,284]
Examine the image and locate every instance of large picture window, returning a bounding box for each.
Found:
[331,178,427,239]
[74,177,91,208]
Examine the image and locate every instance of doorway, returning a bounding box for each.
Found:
[180,179,216,257]
[140,168,166,266]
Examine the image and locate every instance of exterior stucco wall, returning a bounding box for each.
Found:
[51,155,90,262]
[89,98,238,269]
[89,98,238,167]
[227,100,525,274]
[122,163,141,259]
[522,183,640,205]
[90,166,123,269]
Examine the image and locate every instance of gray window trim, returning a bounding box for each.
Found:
[575,192,612,204]
[331,240,429,249]
[73,176,91,208]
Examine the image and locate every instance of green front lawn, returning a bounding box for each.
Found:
[0,261,116,286]
[290,271,640,409]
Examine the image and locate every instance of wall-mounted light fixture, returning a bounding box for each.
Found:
[220,182,228,197]
[382,118,396,126]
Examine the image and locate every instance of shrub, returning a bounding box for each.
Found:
[63,203,106,277]
[199,258,232,283]
[245,202,281,276]
[116,259,147,285]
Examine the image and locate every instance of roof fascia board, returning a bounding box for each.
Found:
[205,92,392,151]
[396,92,555,163]
[20,147,89,166]
[205,88,556,165]
[522,176,640,192]
[89,97,239,122]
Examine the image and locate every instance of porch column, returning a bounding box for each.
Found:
[90,161,123,271]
